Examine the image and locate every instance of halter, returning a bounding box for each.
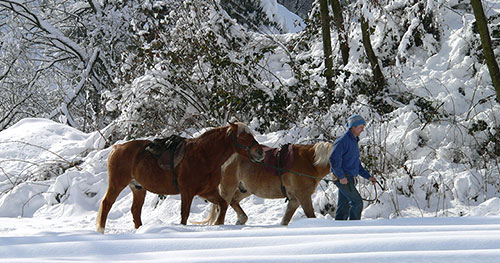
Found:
[230,130,260,163]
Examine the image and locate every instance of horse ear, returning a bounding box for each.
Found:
[227,116,242,125]
[228,121,238,130]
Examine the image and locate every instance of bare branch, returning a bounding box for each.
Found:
[0,141,82,171]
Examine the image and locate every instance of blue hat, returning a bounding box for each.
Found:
[346,114,366,128]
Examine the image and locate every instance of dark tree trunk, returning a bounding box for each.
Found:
[319,0,335,89]
[361,15,385,92]
[330,0,349,66]
[471,0,500,102]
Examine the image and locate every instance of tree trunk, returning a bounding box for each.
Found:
[319,0,334,89]
[471,0,500,102]
[361,15,385,92]
[330,0,349,66]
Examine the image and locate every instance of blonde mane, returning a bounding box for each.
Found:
[313,141,333,167]
[226,122,253,136]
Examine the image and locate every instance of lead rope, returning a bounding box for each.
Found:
[258,160,381,203]
[356,179,384,202]
[359,182,379,202]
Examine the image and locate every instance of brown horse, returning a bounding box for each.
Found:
[203,142,333,225]
[96,122,264,233]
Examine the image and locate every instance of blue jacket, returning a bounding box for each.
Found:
[329,130,371,180]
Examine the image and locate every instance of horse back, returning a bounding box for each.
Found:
[107,140,179,194]
[108,140,151,172]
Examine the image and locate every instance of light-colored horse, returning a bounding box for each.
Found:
[204,142,333,225]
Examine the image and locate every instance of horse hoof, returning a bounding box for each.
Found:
[96,226,105,234]
[236,219,247,225]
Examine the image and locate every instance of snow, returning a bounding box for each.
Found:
[260,0,305,33]
[1,216,500,262]
[0,118,499,262]
[1,0,500,262]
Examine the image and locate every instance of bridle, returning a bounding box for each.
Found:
[230,129,261,163]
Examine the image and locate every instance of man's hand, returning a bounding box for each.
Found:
[368,176,377,185]
[339,177,348,184]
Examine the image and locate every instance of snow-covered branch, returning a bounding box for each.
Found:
[0,0,88,62]
[65,48,100,106]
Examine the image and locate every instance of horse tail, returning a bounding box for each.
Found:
[190,203,219,225]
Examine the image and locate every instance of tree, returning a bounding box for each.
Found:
[113,0,312,137]
[319,0,334,89]
[360,13,385,92]
[471,0,500,102]
[0,0,136,132]
[330,0,349,66]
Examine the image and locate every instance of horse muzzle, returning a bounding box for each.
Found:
[250,145,265,163]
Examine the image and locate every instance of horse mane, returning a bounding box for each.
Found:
[313,141,333,167]
[225,122,252,136]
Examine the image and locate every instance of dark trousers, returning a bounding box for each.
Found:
[334,175,363,220]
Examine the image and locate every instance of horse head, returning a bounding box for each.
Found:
[228,122,264,163]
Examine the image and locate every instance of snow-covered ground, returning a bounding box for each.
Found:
[2,216,500,263]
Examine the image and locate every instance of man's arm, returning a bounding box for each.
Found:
[360,164,376,184]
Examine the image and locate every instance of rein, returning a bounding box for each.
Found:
[356,180,381,202]
[257,160,335,183]
[256,160,328,202]
[257,160,380,203]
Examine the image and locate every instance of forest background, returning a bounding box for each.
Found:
[1,0,500,220]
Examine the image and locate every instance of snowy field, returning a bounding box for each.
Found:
[1,216,500,263]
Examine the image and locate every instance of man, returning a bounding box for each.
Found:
[329,114,377,220]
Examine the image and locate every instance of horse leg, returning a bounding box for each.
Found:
[96,183,128,234]
[180,191,195,225]
[218,187,239,224]
[230,190,252,225]
[130,185,147,229]
[200,190,228,225]
[281,197,300,225]
[230,201,248,225]
[297,193,316,219]
[208,203,220,225]
[218,155,240,212]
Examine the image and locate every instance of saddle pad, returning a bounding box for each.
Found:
[262,144,294,177]
[145,135,186,171]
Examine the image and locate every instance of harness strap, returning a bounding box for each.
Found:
[146,135,184,192]
[165,135,183,192]
[258,157,380,203]
[170,148,179,192]
[277,144,289,201]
